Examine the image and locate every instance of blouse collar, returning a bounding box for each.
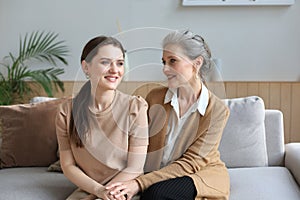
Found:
[164,83,209,116]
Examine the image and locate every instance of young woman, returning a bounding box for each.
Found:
[107,30,230,200]
[56,36,148,200]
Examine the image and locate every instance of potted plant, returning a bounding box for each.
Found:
[0,31,69,105]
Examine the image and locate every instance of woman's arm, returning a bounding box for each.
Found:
[136,98,230,191]
[106,96,148,199]
[60,150,108,198]
[105,145,147,200]
[106,95,148,185]
[56,102,110,199]
[106,145,147,185]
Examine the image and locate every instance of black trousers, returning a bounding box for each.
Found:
[140,176,197,200]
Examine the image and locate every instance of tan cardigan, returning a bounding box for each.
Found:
[135,87,230,200]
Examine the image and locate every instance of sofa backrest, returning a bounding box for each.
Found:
[219,96,285,168]
[264,109,285,166]
[132,84,286,168]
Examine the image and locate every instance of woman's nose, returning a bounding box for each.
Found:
[163,65,170,73]
[109,62,118,73]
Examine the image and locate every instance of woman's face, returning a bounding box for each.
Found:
[83,44,124,91]
[162,44,195,88]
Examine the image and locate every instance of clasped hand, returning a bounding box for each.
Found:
[105,179,140,200]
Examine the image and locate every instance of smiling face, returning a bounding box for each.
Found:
[162,44,196,89]
[82,44,124,91]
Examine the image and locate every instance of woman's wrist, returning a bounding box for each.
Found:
[133,179,142,193]
[94,184,105,197]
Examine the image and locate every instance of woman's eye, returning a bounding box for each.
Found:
[162,60,166,65]
[170,58,176,63]
[101,61,110,65]
[117,61,124,67]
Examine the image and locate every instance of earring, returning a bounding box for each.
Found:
[85,73,90,79]
[195,73,199,80]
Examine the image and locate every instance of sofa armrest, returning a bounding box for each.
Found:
[285,143,300,186]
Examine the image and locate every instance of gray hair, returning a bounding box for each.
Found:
[162,30,212,82]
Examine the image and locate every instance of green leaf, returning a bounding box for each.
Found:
[0,30,69,104]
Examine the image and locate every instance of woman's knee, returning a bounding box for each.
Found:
[140,183,166,200]
[140,176,196,200]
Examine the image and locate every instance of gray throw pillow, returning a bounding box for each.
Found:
[219,96,268,168]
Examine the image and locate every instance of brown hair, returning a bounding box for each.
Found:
[70,36,125,147]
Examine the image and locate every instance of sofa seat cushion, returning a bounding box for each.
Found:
[0,167,76,200]
[229,167,300,200]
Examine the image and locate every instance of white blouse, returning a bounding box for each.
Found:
[161,83,209,167]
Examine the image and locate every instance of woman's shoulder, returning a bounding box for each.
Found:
[207,91,230,114]
[145,86,168,104]
[116,90,148,109]
[147,86,168,96]
[57,97,73,115]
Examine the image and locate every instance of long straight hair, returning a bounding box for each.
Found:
[70,36,125,147]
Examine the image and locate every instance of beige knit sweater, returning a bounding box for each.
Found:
[56,91,149,185]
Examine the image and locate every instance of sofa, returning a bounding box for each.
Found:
[0,95,299,200]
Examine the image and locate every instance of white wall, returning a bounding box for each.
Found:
[1,0,299,81]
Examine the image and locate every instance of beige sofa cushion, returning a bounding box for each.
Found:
[0,98,66,168]
[29,97,63,172]
[0,121,2,154]
[0,119,2,152]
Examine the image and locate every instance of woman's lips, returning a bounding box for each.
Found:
[104,76,118,82]
[167,75,176,80]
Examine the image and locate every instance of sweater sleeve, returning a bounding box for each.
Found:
[136,95,230,191]
[128,95,149,147]
[56,100,72,151]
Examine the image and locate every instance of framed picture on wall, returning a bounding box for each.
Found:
[182,0,295,6]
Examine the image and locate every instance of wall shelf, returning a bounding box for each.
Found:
[182,0,295,6]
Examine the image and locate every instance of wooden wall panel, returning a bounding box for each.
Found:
[269,83,281,110]
[225,82,237,98]
[258,83,270,108]
[222,82,299,143]
[247,82,259,97]
[28,81,300,143]
[237,82,248,98]
[291,83,300,142]
[121,81,300,143]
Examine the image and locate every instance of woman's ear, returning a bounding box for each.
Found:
[81,60,89,74]
[193,56,203,71]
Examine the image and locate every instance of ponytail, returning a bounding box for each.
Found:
[70,81,91,147]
